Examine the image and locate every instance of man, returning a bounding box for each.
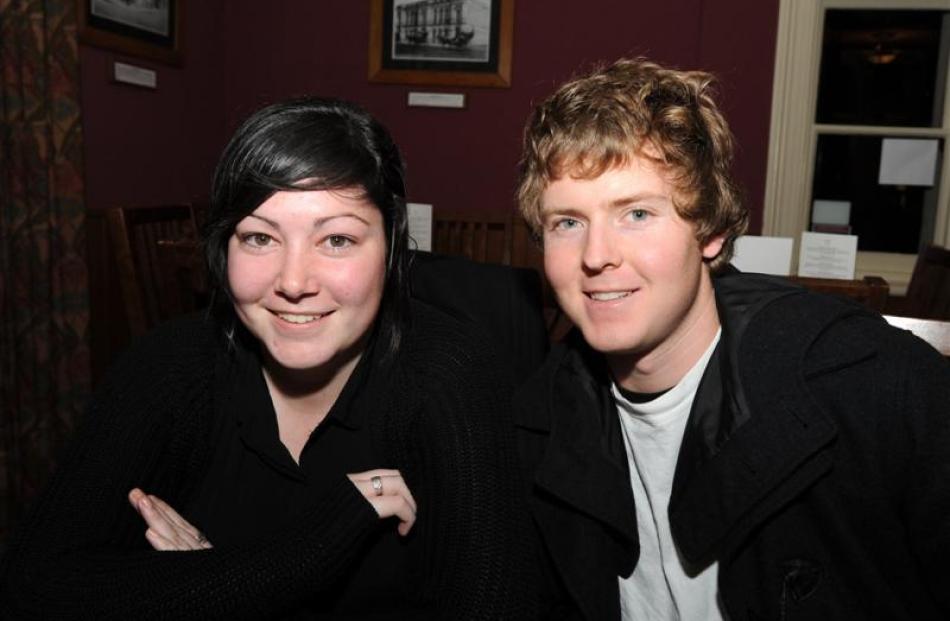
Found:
[514,57,950,620]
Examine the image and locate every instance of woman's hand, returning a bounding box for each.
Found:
[128,488,212,551]
[346,469,417,536]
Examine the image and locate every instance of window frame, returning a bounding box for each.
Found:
[763,0,950,294]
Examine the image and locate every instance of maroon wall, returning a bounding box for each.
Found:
[79,0,226,210]
[80,0,779,229]
[698,0,779,233]
[219,0,778,230]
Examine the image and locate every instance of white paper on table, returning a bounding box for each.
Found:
[731,235,794,276]
[797,231,858,280]
[406,202,433,252]
[878,138,938,186]
[811,199,851,226]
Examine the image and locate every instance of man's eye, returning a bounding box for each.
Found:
[554,218,581,231]
[629,209,648,221]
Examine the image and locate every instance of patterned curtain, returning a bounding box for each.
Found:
[0,0,89,543]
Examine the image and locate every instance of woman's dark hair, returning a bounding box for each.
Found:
[204,97,410,358]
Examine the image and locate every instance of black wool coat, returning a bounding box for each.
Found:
[515,272,950,621]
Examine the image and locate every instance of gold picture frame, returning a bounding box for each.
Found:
[77,0,183,66]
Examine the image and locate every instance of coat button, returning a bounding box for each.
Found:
[781,558,823,603]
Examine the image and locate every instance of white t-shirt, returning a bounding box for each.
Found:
[613,331,724,621]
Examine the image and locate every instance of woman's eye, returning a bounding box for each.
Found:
[326,235,354,249]
[241,233,273,247]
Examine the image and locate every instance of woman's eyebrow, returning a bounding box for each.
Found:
[243,212,371,230]
[312,213,371,228]
[246,213,278,227]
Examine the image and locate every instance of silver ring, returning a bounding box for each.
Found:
[371,475,383,496]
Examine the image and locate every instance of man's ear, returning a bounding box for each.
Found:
[701,234,726,260]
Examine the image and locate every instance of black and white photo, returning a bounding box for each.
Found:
[391,0,491,63]
[369,0,513,87]
[90,0,171,38]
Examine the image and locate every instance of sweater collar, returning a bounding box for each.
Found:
[219,323,391,476]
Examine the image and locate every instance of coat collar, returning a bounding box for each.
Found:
[670,273,881,566]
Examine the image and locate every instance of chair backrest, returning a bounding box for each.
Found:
[904,245,950,320]
[788,275,890,312]
[884,315,950,357]
[410,251,549,384]
[432,209,513,265]
[106,205,205,337]
[430,208,572,339]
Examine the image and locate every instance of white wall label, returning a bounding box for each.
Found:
[113,61,157,89]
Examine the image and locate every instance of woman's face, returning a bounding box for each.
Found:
[227,189,387,375]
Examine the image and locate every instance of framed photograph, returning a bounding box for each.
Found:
[368,0,513,88]
[77,0,183,66]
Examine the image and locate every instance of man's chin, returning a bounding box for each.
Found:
[578,329,645,357]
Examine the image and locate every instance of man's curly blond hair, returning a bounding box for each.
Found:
[516,57,748,272]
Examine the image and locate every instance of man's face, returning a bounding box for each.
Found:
[540,154,723,380]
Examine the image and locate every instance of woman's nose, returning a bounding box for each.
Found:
[275,248,319,300]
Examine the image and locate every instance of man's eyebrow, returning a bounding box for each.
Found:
[540,206,584,218]
[542,192,669,213]
[607,192,668,207]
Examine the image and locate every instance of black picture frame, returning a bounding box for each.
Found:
[369,0,513,88]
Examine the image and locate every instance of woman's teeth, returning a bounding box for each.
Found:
[588,291,631,301]
[278,313,325,324]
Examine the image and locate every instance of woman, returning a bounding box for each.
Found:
[0,98,532,619]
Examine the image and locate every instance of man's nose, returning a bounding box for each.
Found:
[581,223,622,272]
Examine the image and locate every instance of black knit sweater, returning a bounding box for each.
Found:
[0,301,534,620]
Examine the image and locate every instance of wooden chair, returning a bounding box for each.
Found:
[788,275,890,312]
[902,245,950,320]
[431,209,513,265]
[106,205,206,337]
[884,315,950,357]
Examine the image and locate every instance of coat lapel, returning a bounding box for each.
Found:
[669,282,879,567]
[669,383,837,567]
[534,379,638,543]
[516,342,639,620]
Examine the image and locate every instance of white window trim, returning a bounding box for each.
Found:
[763,0,950,294]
